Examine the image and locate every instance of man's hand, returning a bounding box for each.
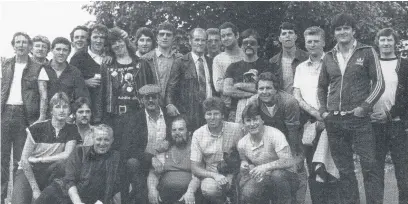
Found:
[351,106,366,117]
[249,164,269,181]
[316,121,325,132]
[28,156,41,164]
[240,161,250,174]
[85,76,101,88]
[102,56,113,64]
[166,104,180,116]
[312,110,323,121]
[212,173,228,186]
[32,189,41,201]
[178,191,195,204]
[152,157,164,174]
[321,112,330,119]
[370,110,388,123]
[148,188,162,204]
[155,140,169,153]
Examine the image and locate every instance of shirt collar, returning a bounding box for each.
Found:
[191,52,205,63]
[306,53,325,65]
[145,108,164,120]
[155,48,175,58]
[88,47,104,59]
[206,122,225,138]
[334,39,357,53]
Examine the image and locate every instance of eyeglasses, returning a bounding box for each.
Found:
[143,95,158,100]
[242,40,258,46]
[158,32,173,37]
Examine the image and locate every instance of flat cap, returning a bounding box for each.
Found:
[139,84,161,95]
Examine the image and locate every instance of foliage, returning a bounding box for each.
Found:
[83,1,408,57]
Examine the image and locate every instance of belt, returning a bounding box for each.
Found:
[332,110,352,116]
[118,104,139,115]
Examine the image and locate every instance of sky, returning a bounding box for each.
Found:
[0,1,96,58]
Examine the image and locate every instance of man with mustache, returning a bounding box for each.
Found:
[270,22,308,94]
[119,84,169,204]
[191,97,243,204]
[1,32,49,203]
[211,22,244,120]
[317,13,384,204]
[166,28,214,131]
[43,37,90,105]
[70,24,109,123]
[247,72,306,203]
[223,29,271,123]
[147,116,201,204]
[142,22,182,106]
[133,27,155,58]
[31,35,50,65]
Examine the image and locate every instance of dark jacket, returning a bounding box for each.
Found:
[388,57,408,120]
[166,52,214,131]
[269,48,309,92]
[1,56,43,124]
[317,42,385,116]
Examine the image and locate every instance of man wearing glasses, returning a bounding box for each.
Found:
[223,29,272,122]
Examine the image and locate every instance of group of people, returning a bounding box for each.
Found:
[1,12,407,204]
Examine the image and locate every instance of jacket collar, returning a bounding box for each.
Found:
[271,47,307,64]
[328,40,370,56]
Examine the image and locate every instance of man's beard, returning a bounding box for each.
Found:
[174,137,188,148]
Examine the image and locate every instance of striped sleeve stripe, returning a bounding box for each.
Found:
[365,47,383,104]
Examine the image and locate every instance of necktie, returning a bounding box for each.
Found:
[197,58,207,100]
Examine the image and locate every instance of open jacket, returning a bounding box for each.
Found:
[1,56,42,124]
[388,57,408,120]
[317,41,385,116]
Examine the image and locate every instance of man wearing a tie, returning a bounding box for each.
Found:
[166,28,214,131]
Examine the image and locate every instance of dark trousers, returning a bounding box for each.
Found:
[1,105,27,203]
[121,158,149,204]
[324,114,381,204]
[34,181,71,204]
[12,162,65,204]
[372,121,408,204]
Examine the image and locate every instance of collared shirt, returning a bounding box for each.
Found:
[145,108,167,155]
[237,126,292,172]
[191,52,212,98]
[212,51,245,93]
[190,121,243,172]
[88,47,104,65]
[336,40,357,75]
[281,56,294,93]
[6,62,26,105]
[154,48,177,97]
[293,55,325,109]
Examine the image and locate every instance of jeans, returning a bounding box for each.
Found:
[372,121,408,204]
[324,113,381,204]
[1,105,27,203]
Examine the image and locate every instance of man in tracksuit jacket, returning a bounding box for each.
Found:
[317,13,385,204]
[371,28,408,204]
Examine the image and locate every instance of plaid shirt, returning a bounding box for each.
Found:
[145,109,167,155]
[190,121,243,172]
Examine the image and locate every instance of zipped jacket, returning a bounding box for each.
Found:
[317,41,385,116]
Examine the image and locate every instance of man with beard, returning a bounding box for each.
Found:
[270,22,308,94]
[142,22,182,106]
[318,13,384,204]
[70,24,109,123]
[223,29,271,123]
[43,37,90,105]
[247,72,306,203]
[133,27,155,58]
[166,28,214,131]
[72,97,94,146]
[1,32,49,203]
[147,116,201,204]
[191,97,243,204]
[206,28,222,60]
[212,23,244,117]
[31,35,51,65]
[119,84,169,204]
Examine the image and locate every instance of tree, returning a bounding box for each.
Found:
[83,1,408,57]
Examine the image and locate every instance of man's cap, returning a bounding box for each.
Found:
[139,84,161,95]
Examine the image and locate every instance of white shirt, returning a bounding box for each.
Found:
[145,108,167,155]
[336,40,357,75]
[373,58,399,115]
[293,55,324,109]
[6,63,26,105]
[212,51,244,92]
[88,47,103,65]
[191,52,213,98]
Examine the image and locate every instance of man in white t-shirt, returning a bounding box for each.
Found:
[1,32,49,202]
[371,28,408,204]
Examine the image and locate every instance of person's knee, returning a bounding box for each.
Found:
[240,184,260,203]
[126,158,143,174]
[201,178,222,199]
